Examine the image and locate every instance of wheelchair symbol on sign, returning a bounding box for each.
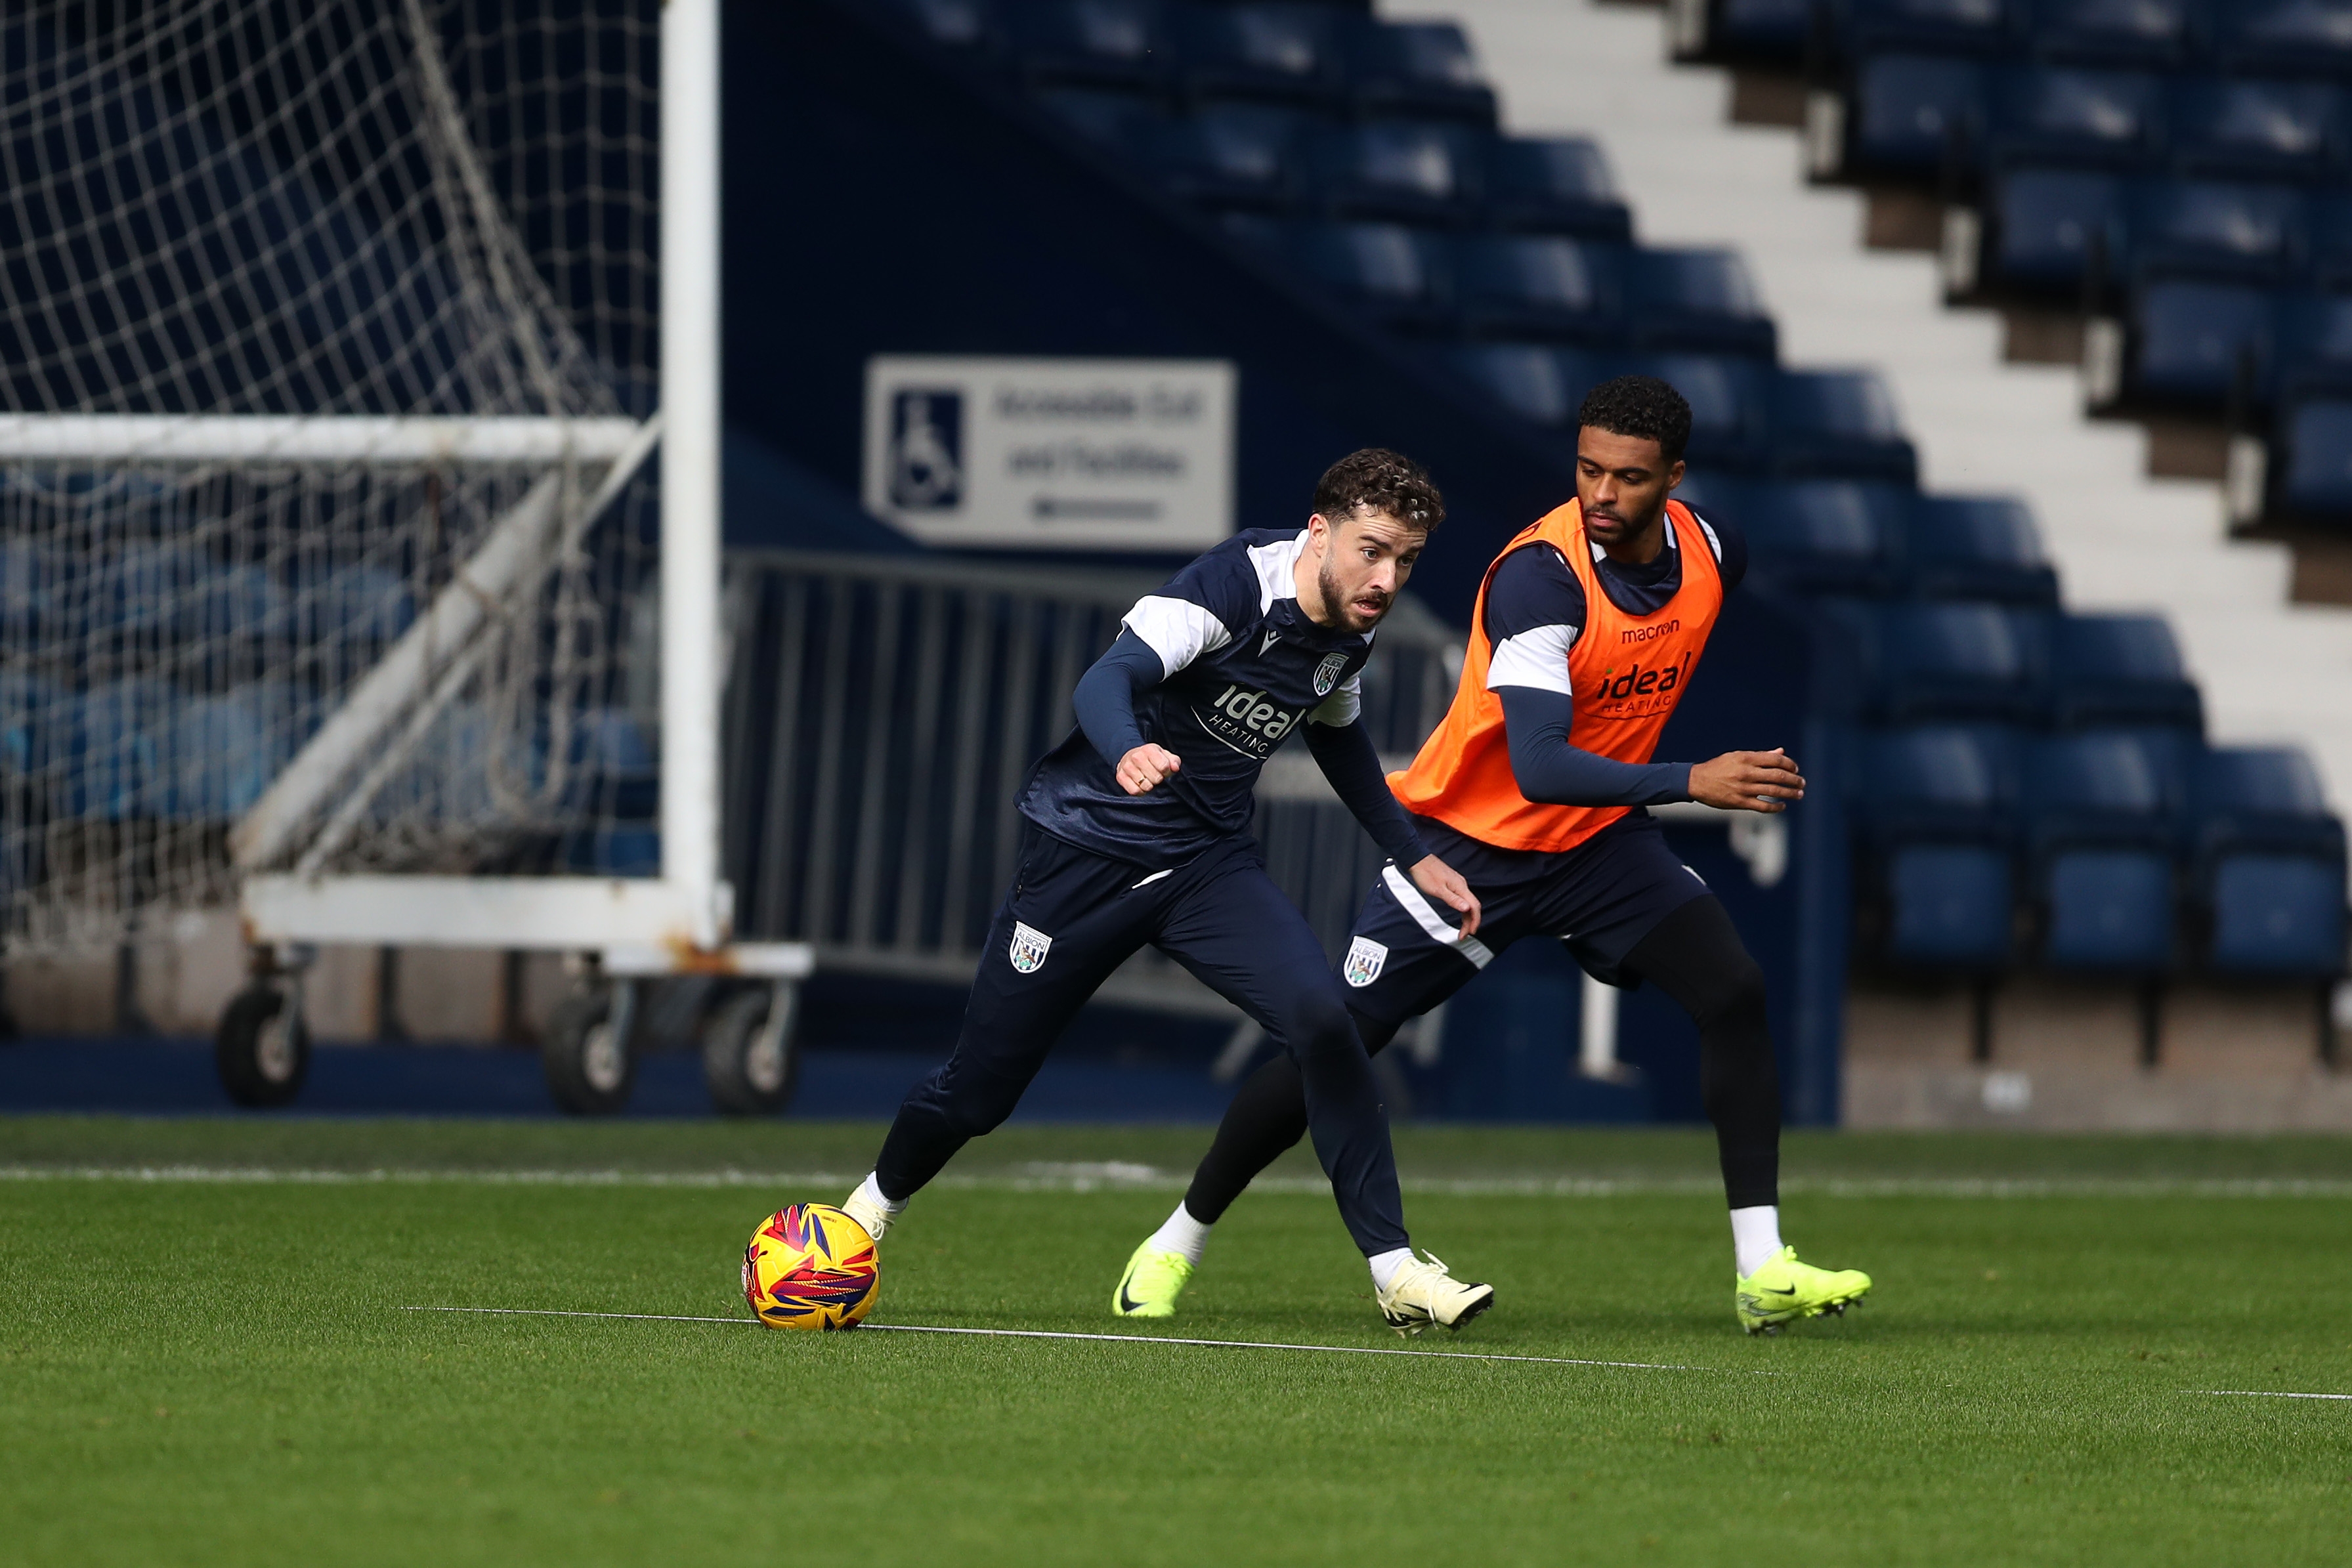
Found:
[889,389,964,511]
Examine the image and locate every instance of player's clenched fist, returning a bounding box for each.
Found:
[1687,748,1805,813]
[1115,743,1183,796]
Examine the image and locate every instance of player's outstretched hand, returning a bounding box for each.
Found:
[1688,748,1805,813]
[1115,743,1183,796]
[1408,854,1482,939]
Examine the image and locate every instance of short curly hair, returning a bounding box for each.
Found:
[1312,447,1445,533]
[1576,375,1693,466]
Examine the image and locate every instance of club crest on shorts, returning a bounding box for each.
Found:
[1008,921,1053,974]
[1314,652,1348,697]
[1342,935,1388,988]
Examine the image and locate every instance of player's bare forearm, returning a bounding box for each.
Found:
[1686,748,1805,813]
[1408,853,1482,938]
[1115,743,1182,795]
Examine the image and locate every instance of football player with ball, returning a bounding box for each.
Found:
[811,449,1496,1336]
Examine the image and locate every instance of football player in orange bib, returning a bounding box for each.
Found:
[1111,377,1873,1336]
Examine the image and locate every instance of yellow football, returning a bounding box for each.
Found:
[741,1203,880,1330]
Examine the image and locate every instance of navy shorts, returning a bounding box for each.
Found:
[1338,811,1711,1026]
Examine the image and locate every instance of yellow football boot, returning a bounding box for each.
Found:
[1113,1242,1195,1319]
[1735,1245,1871,1335]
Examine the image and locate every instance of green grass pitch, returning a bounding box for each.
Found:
[7,1116,2352,1566]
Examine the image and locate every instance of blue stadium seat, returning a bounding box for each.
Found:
[1992,66,2167,171]
[1010,0,1173,93]
[2125,277,2271,404]
[1848,0,2024,56]
[2131,177,2305,283]
[562,706,661,822]
[1344,20,1496,126]
[1173,3,1346,109]
[2171,78,2346,185]
[2189,744,2345,868]
[0,539,47,641]
[2026,730,2179,971]
[2026,729,2177,858]
[71,680,169,820]
[1448,343,1573,426]
[1033,86,1161,147]
[1621,247,1777,359]
[1850,54,1988,175]
[1309,119,1483,226]
[2275,291,2352,396]
[1290,220,1452,331]
[2217,0,2352,78]
[1621,352,1772,469]
[2184,744,2345,973]
[1859,722,2022,849]
[1142,103,1312,211]
[167,686,297,820]
[1453,235,1614,343]
[1854,724,2022,968]
[2046,612,2202,730]
[1853,601,2043,723]
[568,826,664,878]
[1885,843,2019,965]
[1906,494,2061,603]
[882,0,1001,53]
[1735,479,1908,595]
[2277,392,2352,517]
[0,670,64,787]
[1705,0,1818,58]
[2040,848,2176,968]
[2310,193,2352,284]
[1768,368,1919,483]
[1484,138,1633,242]
[2030,0,2202,70]
[288,562,414,646]
[1988,165,2126,289]
[2206,855,2346,975]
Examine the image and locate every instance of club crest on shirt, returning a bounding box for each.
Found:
[1314,652,1348,697]
[1342,935,1388,988]
[1008,922,1053,974]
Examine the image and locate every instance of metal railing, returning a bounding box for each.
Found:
[721,549,1463,1017]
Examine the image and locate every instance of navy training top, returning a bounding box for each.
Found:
[1017,528,1378,864]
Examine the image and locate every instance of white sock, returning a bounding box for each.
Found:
[853,1172,907,1219]
[1367,1247,1417,1292]
[1147,1201,1212,1267]
[1730,1206,1784,1277]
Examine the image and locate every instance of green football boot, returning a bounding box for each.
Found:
[1113,1242,1195,1319]
[1735,1246,1871,1336]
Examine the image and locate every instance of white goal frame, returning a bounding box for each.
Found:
[3,0,805,985]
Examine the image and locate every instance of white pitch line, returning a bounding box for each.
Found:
[2194,1389,2352,1402]
[402,1305,1750,1374]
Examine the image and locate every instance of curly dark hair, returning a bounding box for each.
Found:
[1312,447,1445,533]
[1576,375,1693,466]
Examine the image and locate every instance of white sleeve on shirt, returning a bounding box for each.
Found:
[1306,671,1363,727]
[1486,625,1579,696]
[1122,594,1234,678]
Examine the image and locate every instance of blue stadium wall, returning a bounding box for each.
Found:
[717,0,1850,1123]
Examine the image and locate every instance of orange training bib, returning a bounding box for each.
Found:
[1390,498,1723,855]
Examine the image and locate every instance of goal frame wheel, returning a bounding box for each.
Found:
[215,982,310,1107]
[700,982,800,1116]
[542,981,637,1116]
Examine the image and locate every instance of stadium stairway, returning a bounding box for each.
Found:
[1405,0,2352,828]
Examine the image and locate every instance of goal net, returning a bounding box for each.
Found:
[0,0,663,955]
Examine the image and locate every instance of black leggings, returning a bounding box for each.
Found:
[1183,894,1782,1221]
